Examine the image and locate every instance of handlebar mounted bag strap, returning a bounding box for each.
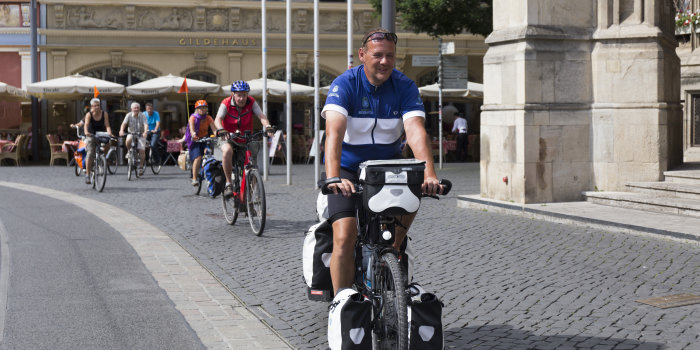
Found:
[407,283,444,350]
[328,288,372,350]
[303,220,334,302]
[359,159,425,216]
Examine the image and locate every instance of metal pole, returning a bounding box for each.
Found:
[314,0,320,188]
[381,0,395,32]
[438,37,443,169]
[286,0,292,185]
[262,0,269,180]
[30,0,39,162]
[347,0,353,69]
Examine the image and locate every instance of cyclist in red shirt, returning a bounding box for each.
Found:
[214,80,273,197]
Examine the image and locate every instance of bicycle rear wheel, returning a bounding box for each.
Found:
[74,161,81,176]
[373,252,408,350]
[106,149,118,175]
[222,191,239,225]
[94,155,107,192]
[150,149,162,174]
[245,169,266,236]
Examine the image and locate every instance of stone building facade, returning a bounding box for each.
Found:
[482,0,682,203]
[38,0,487,133]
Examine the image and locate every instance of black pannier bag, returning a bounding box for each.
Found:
[407,284,444,350]
[358,159,425,216]
[303,220,334,301]
[328,288,372,350]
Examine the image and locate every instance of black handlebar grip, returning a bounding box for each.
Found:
[440,179,452,196]
[319,177,341,195]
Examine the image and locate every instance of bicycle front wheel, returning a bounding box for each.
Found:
[106,149,118,175]
[373,252,408,350]
[245,169,266,236]
[94,155,107,192]
[150,150,162,175]
[127,152,134,181]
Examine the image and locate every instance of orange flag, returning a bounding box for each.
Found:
[93,86,100,98]
[178,78,189,93]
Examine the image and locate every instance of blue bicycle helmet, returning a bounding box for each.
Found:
[231,80,250,92]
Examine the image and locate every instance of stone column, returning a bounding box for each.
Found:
[482,1,596,203]
[591,0,681,190]
[482,0,680,204]
[18,50,32,89]
[51,50,67,77]
[227,52,243,82]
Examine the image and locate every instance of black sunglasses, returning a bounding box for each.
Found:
[362,32,398,46]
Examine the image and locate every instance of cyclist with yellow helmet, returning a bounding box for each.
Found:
[185,100,215,186]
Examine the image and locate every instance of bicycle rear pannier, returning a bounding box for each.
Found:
[203,158,225,198]
[359,159,425,216]
[328,288,372,350]
[303,220,334,301]
[407,284,444,350]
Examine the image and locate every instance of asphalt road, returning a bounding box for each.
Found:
[0,186,204,350]
[0,163,698,350]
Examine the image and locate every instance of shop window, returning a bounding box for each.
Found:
[267,68,335,87]
[186,72,217,83]
[81,66,157,86]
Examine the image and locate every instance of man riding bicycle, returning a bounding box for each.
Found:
[144,102,162,165]
[84,98,114,184]
[119,102,148,176]
[214,80,273,198]
[322,28,442,295]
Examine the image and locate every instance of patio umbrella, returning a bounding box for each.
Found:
[221,78,315,98]
[418,82,484,100]
[26,74,125,100]
[0,82,29,102]
[126,74,220,97]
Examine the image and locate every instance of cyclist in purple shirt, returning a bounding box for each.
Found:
[322,28,441,294]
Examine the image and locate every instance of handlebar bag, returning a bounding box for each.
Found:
[303,220,334,302]
[359,159,425,216]
[328,288,372,350]
[407,284,444,350]
[95,131,111,144]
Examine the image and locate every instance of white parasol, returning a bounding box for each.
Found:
[418,82,483,100]
[26,74,125,99]
[221,78,315,98]
[0,82,29,102]
[126,74,221,97]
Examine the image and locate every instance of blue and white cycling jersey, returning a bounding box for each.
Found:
[322,65,425,171]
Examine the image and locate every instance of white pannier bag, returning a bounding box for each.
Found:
[303,220,334,301]
[328,288,372,350]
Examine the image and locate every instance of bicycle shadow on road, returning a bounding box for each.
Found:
[444,324,664,349]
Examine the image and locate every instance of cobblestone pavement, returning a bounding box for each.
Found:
[1,162,698,349]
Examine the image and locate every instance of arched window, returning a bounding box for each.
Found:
[81,66,157,86]
[267,68,335,87]
[186,71,217,83]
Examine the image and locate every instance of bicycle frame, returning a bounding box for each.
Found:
[224,130,264,203]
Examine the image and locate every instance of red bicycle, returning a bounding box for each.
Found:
[219,129,270,236]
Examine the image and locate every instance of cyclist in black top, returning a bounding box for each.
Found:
[84,98,114,184]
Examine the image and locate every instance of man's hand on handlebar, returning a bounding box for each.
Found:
[422,177,442,196]
[328,178,356,198]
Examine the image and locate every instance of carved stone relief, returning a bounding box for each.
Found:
[55,6,363,33]
[110,51,123,68]
[54,4,64,29]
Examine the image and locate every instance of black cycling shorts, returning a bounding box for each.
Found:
[326,167,361,223]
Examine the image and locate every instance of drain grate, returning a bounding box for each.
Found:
[636,294,700,309]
